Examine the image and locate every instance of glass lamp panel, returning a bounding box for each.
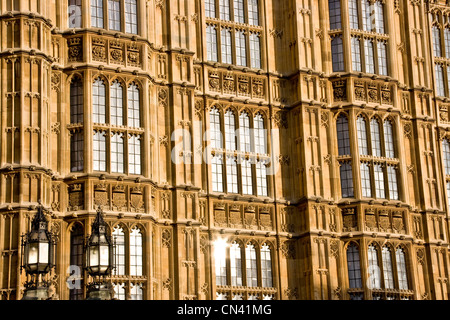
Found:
[28,243,39,264]
[100,244,109,265]
[39,242,49,264]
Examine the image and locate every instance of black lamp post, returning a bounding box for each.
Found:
[21,203,55,300]
[85,206,114,300]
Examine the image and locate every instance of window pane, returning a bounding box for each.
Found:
[331,36,344,72]
[250,33,262,69]
[130,228,143,276]
[248,0,259,26]
[254,114,266,154]
[93,131,106,171]
[256,160,268,197]
[114,283,126,300]
[224,110,236,151]
[93,78,106,124]
[433,26,442,57]
[71,131,84,172]
[69,0,82,28]
[230,242,243,286]
[210,108,223,149]
[368,245,381,289]
[226,156,239,194]
[374,164,385,199]
[364,39,375,74]
[351,37,362,72]
[235,31,247,67]
[377,41,388,76]
[347,243,362,288]
[374,1,385,34]
[214,240,227,286]
[111,133,124,173]
[212,154,224,192]
[396,248,409,290]
[340,162,354,198]
[261,244,272,288]
[337,115,351,155]
[128,83,140,128]
[370,118,382,157]
[348,0,358,29]
[205,0,216,18]
[357,116,368,155]
[239,112,251,152]
[384,120,395,158]
[130,283,143,300]
[221,28,233,64]
[125,0,138,34]
[70,78,83,124]
[207,25,218,62]
[445,28,450,58]
[91,0,104,28]
[443,139,450,175]
[329,0,342,29]
[387,166,399,200]
[108,0,121,31]
[220,0,231,20]
[110,81,123,126]
[129,135,141,175]
[113,226,126,276]
[234,0,245,23]
[245,244,258,287]
[69,224,84,300]
[360,162,372,198]
[241,158,253,195]
[435,64,445,97]
[382,246,395,289]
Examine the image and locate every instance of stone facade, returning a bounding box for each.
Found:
[0,0,449,300]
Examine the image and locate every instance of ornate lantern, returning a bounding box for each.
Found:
[85,207,114,277]
[22,205,55,275]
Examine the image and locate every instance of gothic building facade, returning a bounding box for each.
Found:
[0,0,450,301]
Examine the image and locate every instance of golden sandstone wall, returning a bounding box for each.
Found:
[0,0,449,300]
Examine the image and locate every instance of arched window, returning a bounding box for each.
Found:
[113,225,126,275]
[206,25,218,62]
[214,239,228,286]
[384,120,395,158]
[239,112,251,152]
[110,80,123,126]
[336,114,350,155]
[433,25,442,57]
[395,248,409,290]
[245,243,258,287]
[210,108,222,149]
[346,243,362,289]
[230,242,243,286]
[69,224,84,300]
[367,245,381,289]
[357,116,368,155]
[130,283,143,300]
[370,118,382,157]
[224,110,236,151]
[93,78,106,124]
[254,114,266,154]
[127,83,140,128]
[381,246,395,289]
[70,77,83,124]
[260,244,272,288]
[129,227,143,276]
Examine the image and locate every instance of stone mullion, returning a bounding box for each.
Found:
[349,109,362,199]
[384,0,397,79]
[82,0,90,29]
[141,79,151,179]
[340,0,351,72]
